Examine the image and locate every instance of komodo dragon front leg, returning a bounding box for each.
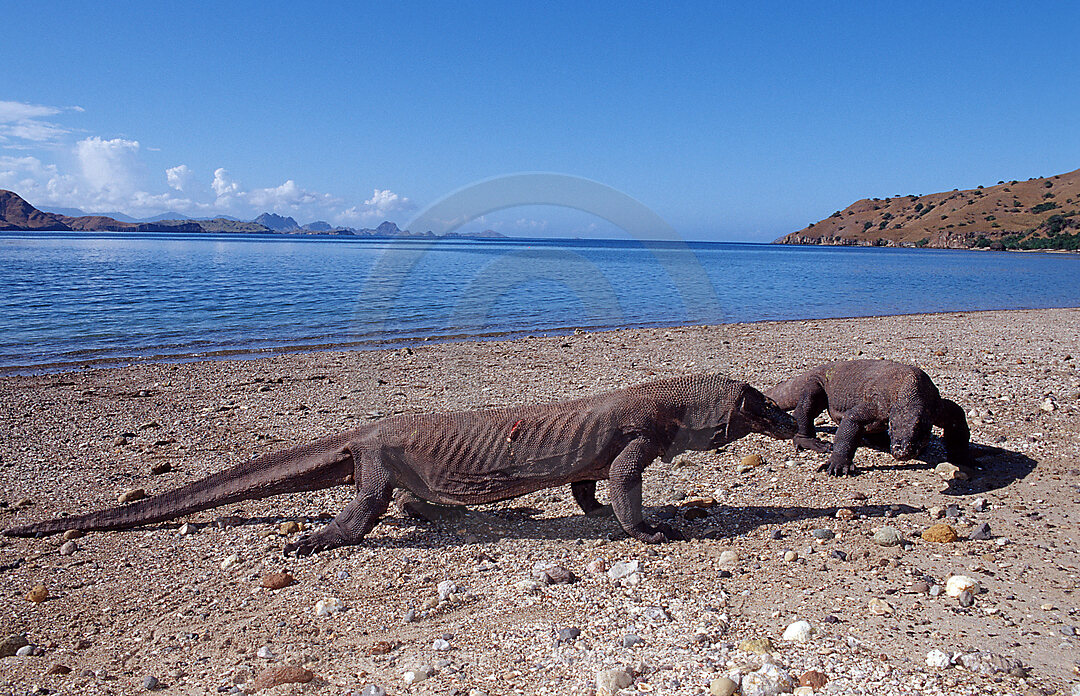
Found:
[608,436,682,543]
[790,384,832,453]
[824,405,875,477]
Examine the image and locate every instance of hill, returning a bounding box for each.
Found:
[0,190,71,230]
[254,212,299,231]
[776,168,1080,250]
[0,189,506,239]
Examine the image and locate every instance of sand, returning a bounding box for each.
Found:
[1,308,1078,695]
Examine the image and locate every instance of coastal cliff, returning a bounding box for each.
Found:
[775,167,1080,250]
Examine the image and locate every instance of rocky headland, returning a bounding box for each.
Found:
[776,168,1080,250]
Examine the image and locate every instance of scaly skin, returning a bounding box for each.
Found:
[4,373,796,555]
[767,359,970,476]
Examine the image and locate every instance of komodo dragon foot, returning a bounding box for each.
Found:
[630,522,685,543]
[819,457,859,477]
[793,434,831,453]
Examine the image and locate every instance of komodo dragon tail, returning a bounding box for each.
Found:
[3,432,357,538]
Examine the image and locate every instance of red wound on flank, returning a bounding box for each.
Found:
[507,419,525,443]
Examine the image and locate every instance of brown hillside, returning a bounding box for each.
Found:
[59,214,138,231]
[776,167,1080,249]
[0,189,71,231]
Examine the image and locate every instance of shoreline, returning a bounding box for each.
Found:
[2,307,1078,695]
[5,306,1080,377]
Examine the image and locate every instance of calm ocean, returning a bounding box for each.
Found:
[2,232,1078,373]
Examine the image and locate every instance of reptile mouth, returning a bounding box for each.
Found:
[891,446,916,460]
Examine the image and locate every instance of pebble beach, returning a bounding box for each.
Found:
[1,308,1079,696]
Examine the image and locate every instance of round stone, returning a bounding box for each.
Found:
[872,527,902,547]
[922,523,959,543]
[782,620,813,642]
[709,676,738,696]
[261,572,296,590]
[118,488,147,504]
[26,585,48,603]
[945,575,979,597]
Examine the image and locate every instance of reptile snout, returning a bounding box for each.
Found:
[764,405,797,440]
[891,442,917,460]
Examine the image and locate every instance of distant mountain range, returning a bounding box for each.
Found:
[776,167,1080,250]
[0,190,504,239]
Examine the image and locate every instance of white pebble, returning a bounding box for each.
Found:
[782,620,813,642]
[179,523,196,535]
[220,554,240,570]
[432,638,451,651]
[315,597,344,616]
[741,662,794,696]
[926,649,951,668]
[403,665,433,684]
[607,560,641,581]
[256,646,274,659]
[718,550,740,567]
[15,645,34,657]
[945,575,979,597]
[436,580,458,601]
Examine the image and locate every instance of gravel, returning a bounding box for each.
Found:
[1,308,1079,695]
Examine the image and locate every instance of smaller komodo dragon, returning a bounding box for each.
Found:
[4,373,796,555]
[766,359,970,476]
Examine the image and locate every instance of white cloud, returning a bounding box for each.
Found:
[166,164,194,191]
[75,136,142,201]
[0,155,72,201]
[211,167,241,199]
[246,179,340,212]
[366,188,413,216]
[1,101,415,224]
[336,188,415,225]
[0,101,62,122]
[0,100,78,146]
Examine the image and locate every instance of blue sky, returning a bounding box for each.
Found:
[3,2,1079,241]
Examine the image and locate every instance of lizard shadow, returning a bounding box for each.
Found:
[361,501,920,548]
[851,439,1036,495]
[798,430,1037,495]
[939,444,1037,496]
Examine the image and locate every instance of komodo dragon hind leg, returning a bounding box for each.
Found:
[571,480,613,517]
[393,489,466,522]
[285,452,393,556]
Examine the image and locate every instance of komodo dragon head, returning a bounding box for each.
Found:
[722,385,798,445]
[663,380,796,459]
[887,373,938,460]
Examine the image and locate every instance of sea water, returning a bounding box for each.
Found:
[1,232,1078,372]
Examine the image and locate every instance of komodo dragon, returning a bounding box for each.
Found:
[766,359,970,476]
[4,373,796,555]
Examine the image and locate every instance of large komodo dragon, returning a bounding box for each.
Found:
[766,359,970,476]
[4,373,796,555]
